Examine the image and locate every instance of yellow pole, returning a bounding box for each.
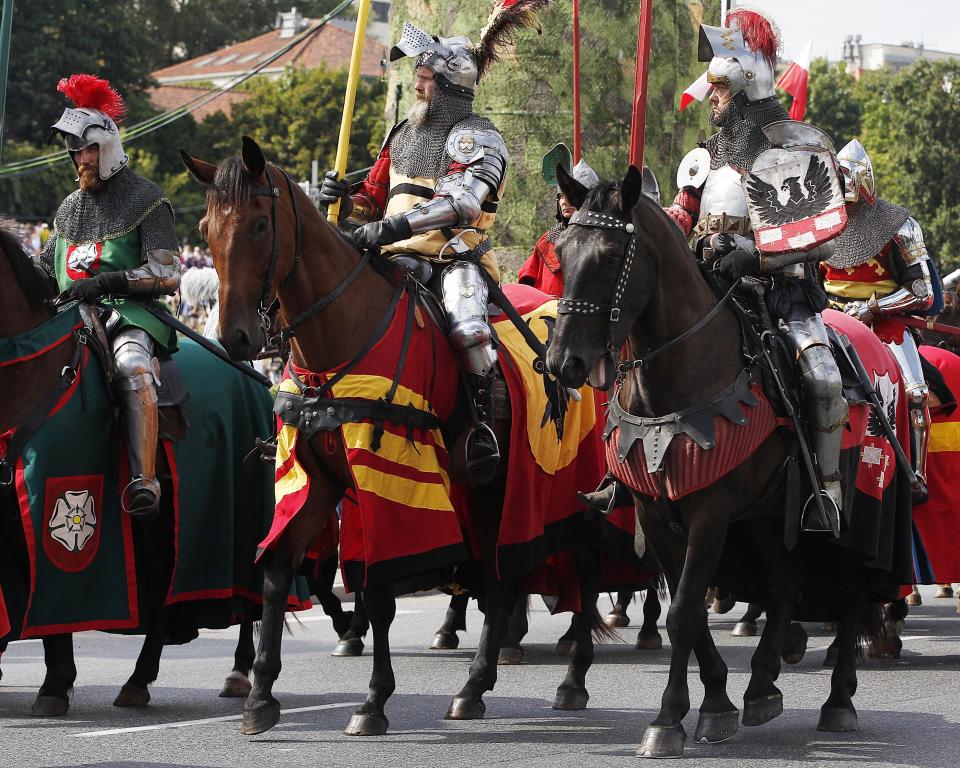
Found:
[328,0,373,224]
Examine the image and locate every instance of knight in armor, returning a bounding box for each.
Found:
[665,10,849,530]
[823,139,941,498]
[40,75,181,517]
[519,143,599,297]
[318,8,545,484]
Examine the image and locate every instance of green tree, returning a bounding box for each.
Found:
[805,58,862,148]
[858,60,960,269]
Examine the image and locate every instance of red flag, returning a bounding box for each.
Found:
[777,39,813,121]
[679,71,710,111]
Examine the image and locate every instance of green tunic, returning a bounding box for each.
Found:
[53,227,177,352]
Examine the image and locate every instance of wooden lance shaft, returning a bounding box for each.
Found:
[328,0,373,224]
[628,0,654,170]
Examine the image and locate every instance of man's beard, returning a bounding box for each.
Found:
[407,97,431,127]
[78,164,105,193]
[709,100,733,128]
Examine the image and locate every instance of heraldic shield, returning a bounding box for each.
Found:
[742,121,847,255]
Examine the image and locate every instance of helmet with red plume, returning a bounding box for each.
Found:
[698,8,780,103]
[50,74,128,181]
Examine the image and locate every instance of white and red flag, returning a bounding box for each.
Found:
[679,70,710,111]
[777,39,814,121]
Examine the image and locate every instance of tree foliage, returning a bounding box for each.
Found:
[805,59,862,149]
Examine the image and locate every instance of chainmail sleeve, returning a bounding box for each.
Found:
[39,231,57,276]
[126,200,181,296]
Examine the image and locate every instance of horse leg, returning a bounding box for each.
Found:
[817,569,869,732]
[241,544,294,735]
[555,614,577,656]
[313,554,353,638]
[498,594,529,665]
[733,603,764,637]
[220,617,255,698]
[554,548,601,710]
[31,634,76,717]
[606,590,633,628]
[636,586,663,650]
[344,584,396,736]
[334,590,370,656]
[446,575,517,720]
[114,606,167,707]
[431,593,469,650]
[868,598,906,659]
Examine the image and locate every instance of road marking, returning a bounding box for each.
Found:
[298,609,421,624]
[73,701,360,738]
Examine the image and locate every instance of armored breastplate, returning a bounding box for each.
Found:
[700,166,748,218]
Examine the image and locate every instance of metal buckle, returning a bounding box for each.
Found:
[609,307,621,322]
[0,459,12,487]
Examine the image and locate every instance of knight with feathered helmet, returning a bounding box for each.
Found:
[822,139,943,498]
[40,75,181,517]
[661,9,849,531]
[319,0,549,485]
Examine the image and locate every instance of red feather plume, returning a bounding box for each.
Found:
[57,74,127,123]
[727,9,779,63]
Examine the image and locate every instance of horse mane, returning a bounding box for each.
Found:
[208,156,253,210]
[0,223,55,309]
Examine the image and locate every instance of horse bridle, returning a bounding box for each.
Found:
[556,206,737,372]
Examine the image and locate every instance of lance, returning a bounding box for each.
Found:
[327,0,373,224]
[628,1,654,169]
[572,0,582,164]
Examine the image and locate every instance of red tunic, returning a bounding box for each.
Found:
[518,230,565,297]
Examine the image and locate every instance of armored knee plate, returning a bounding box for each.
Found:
[441,261,498,376]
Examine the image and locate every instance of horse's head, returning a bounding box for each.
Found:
[181,137,301,360]
[547,165,663,391]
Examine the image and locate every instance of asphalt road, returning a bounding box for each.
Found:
[1,584,958,768]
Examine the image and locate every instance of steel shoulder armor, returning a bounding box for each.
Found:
[871,218,933,315]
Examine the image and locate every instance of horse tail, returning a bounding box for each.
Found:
[858,601,887,660]
[589,601,620,644]
[654,573,668,600]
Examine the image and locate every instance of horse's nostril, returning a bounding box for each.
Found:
[560,356,586,384]
[231,328,251,353]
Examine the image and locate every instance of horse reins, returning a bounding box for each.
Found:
[557,206,738,372]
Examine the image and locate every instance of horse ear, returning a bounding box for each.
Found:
[621,164,644,215]
[556,164,588,209]
[180,150,216,186]
[241,135,266,180]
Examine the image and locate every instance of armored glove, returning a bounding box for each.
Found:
[843,300,873,323]
[715,248,760,281]
[353,214,413,251]
[68,271,128,301]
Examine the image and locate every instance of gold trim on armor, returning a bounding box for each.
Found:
[692,213,752,240]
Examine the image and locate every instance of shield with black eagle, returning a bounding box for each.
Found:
[742,147,847,254]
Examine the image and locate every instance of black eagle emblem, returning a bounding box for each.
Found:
[746,154,834,226]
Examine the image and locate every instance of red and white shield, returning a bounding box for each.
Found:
[65,242,103,281]
[43,475,103,572]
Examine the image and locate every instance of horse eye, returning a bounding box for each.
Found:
[254,218,268,235]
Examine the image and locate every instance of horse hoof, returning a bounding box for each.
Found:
[219,671,252,698]
[934,585,954,599]
[498,646,524,665]
[554,640,574,656]
[867,637,902,659]
[817,706,858,732]
[113,683,150,708]
[732,620,758,638]
[605,611,630,628]
[344,712,389,736]
[445,697,486,720]
[822,646,839,668]
[430,632,460,650]
[743,692,782,726]
[637,724,686,758]
[711,594,736,615]
[241,699,281,735]
[332,638,364,657]
[636,631,663,650]
[781,623,808,665]
[31,695,69,718]
[553,686,589,710]
[905,592,922,607]
[694,709,740,744]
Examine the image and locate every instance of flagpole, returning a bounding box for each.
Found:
[328,0,373,224]
[572,0,582,164]
[0,0,15,162]
[628,0,653,169]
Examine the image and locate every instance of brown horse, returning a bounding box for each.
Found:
[547,165,908,757]
[0,225,257,714]
[182,137,613,737]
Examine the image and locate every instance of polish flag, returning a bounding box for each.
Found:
[679,70,711,111]
[777,39,814,121]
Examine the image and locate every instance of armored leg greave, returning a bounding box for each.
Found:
[441,261,500,484]
[783,314,849,530]
[113,328,161,516]
[886,328,930,496]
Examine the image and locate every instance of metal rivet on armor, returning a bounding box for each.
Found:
[625,223,635,233]
[327,407,336,416]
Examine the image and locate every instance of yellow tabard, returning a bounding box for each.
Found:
[381,167,502,282]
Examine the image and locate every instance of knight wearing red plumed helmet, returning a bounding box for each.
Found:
[41,75,181,518]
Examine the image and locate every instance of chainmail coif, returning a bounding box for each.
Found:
[703,95,789,170]
[389,87,497,178]
[827,198,912,269]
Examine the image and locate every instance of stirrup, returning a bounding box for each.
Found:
[465,421,500,487]
[578,476,633,517]
[801,489,840,537]
[121,476,160,519]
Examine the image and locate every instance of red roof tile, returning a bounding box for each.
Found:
[146,85,251,121]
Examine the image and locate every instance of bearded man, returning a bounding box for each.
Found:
[318,10,545,484]
[40,75,181,517]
